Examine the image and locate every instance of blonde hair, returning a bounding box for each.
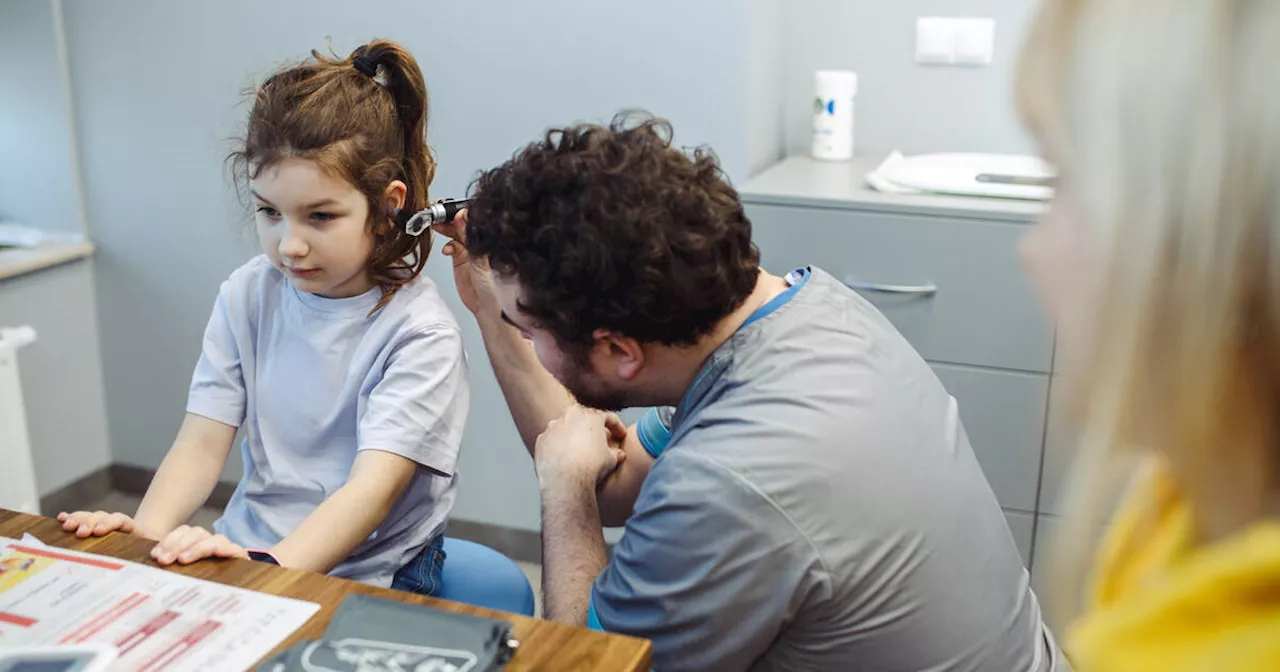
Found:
[1017,0,1280,622]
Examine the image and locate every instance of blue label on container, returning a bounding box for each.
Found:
[814,97,838,116]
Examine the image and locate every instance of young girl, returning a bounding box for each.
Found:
[58,40,469,594]
[1018,0,1280,668]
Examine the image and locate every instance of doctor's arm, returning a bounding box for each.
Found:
[436,212,654,526]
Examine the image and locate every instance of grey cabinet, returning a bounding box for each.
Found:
[931,364,1048,512]
[1005,509,1036,569]
[743,156,1057,572]
[1030,513,1113,617]
[1030,515,1062,610]
[747,204,1052,373]
[1038,378,1075,517]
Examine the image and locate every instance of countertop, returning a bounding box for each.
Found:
[740,155,1048,223]
[0,241,95,281]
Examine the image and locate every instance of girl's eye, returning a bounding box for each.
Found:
[256,206,281,219]
[311,212,337,222]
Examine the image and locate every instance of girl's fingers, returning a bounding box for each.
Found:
[97,513,134,535]
[115,514,137,534]
[178,535,244,564]
[211,537,248,560]
[77,511,110,538]
[153,526,210,565]
[176,536,219,564]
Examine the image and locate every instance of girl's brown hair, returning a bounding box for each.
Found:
[230,39,434,311]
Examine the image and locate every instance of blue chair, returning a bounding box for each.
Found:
[438,537,536,617]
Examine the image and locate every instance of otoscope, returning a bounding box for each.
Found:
[401,199,469,236]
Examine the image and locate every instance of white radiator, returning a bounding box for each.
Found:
[0,326,39,514]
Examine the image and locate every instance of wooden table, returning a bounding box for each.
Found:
[0,509,651,671]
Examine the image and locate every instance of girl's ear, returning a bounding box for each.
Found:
[384,180,408,212]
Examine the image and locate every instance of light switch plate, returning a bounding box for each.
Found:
[953,18,996,65]
[916,17,996,66]
[916,17,955,64]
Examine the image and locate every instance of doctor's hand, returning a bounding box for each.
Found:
[431,208,499,317]
[535,406,629,491]
[150,525,248,566]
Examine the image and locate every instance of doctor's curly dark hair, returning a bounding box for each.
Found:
[465,113,760,356]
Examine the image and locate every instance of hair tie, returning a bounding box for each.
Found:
[352,55,378,78]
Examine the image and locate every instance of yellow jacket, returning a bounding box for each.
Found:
[1068,463,1280,670]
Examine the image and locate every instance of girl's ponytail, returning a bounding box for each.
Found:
[349,41,435,219]
[343,40,436,310]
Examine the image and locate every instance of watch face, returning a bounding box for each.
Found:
[247,550,279,565]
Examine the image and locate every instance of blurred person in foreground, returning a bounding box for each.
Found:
[1017,0,1280,668]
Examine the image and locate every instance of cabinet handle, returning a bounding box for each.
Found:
[843,279,938,296]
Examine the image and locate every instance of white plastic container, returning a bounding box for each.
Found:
[811,70,858,162]
[0,326,39,515]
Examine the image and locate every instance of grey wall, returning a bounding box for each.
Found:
[0,0,110,499]
[748,0,787,176]
[778,0,1037,163]
[0,0,83,234]
[64,0,752,530]
[58,0,1034,532]
[0,259,112,495]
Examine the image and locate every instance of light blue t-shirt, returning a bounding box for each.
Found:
[187,255,470,587]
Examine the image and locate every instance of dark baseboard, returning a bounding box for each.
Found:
[39,462,559,567]
[108,464,239,509]
[446,518,543,565]
[38,466,114,517]
[37,464,239,517]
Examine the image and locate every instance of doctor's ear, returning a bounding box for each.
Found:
[592,329,645,380]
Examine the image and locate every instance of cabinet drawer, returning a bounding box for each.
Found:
[1033,514,1062,577]
[1005,509,1035,569]
[1032,515,1060,589]
[747,203,1052,372]
[932,363,1048,512]
[1038,377,1074,517]
[1037,377,1127,519]
[1032,514,1113,578]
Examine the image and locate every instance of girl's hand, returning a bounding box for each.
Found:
[150,525,248,566]
[431,209,500,316]
[57,510,140,539]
